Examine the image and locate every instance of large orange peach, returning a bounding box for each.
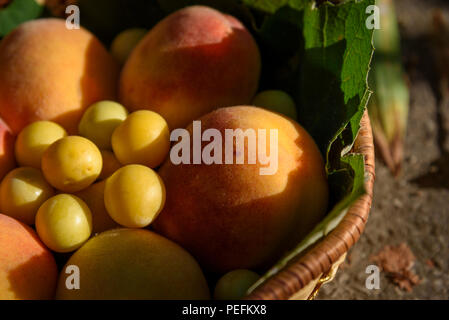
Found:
[0,118,15,180]
[0,19,119,134]
[154,106,329,273]
[0,214,58,300]
[56,229,210,300]
[119,6,261,130]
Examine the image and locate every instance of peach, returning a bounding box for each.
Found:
[0,214,58,300]
[119,6,261,130]
[0,18,119,135]
[154,106,329,273]
[0,118,15,180]
[56,229,210,299]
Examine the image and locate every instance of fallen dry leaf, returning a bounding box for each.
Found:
[370,243,420,292]
[425,259,435,269]
[389,270,421,292]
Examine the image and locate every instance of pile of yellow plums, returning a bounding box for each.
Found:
[0,99,266,300]
[0,101,169,253]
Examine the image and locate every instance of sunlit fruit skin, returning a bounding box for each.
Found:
[154,106,329,273]
[110,28,147,65]
[0,19,119,134]
[111,110,170,168]
[214,269,259,300]
[0,214,58,300]
[15,121,67,169]
[104,165,165,228]
[119,5,261,130]
[0,167,55,225]
[78,101,128,150]
[0,118,16,180]
[75,180,118,234]
[56,229,210,300]
[252,90,298,120]
[35,194,92,253]
[98,150,121,180]
[41,136,103,192]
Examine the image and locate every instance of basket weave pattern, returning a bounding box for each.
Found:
[247,111,375,300]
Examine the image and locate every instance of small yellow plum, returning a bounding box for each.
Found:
[111,110,170,168]
[78,101,128,150]
[15,121,67,169]
[110,28,147,65]
[41,136,102,192]
[252,90,298,120]
[35,194,92,253]
[0,167,55,225]
[104,164,165,228]
[214,269,259,300]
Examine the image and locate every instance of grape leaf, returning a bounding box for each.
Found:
[299,0,374,164]
[242,0,308,13]
[0,0,43,37]
[242,0,373,163]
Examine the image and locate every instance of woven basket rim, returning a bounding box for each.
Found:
[246,111,375,300]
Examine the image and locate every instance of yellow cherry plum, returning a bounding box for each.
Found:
[41,136,102,192]
[0,167,55,225]
[78,101,128,150]
[214,269,260,300]
[35,194,92,253]
[110,28,147,65]
[15,121,67,169]
[111,110,170,168]
[104,164,165,228]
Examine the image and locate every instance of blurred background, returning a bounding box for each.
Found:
[318,0,449,299]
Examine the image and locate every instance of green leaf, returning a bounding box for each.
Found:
[242,0,308,14]
[244,0,373,168]
[248,153,366,294]
[0,0,43,37]
[298,0,374,164]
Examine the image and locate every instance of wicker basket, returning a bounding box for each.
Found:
[246,111,375,300]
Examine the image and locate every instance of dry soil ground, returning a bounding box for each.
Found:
[318,0,449,300]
